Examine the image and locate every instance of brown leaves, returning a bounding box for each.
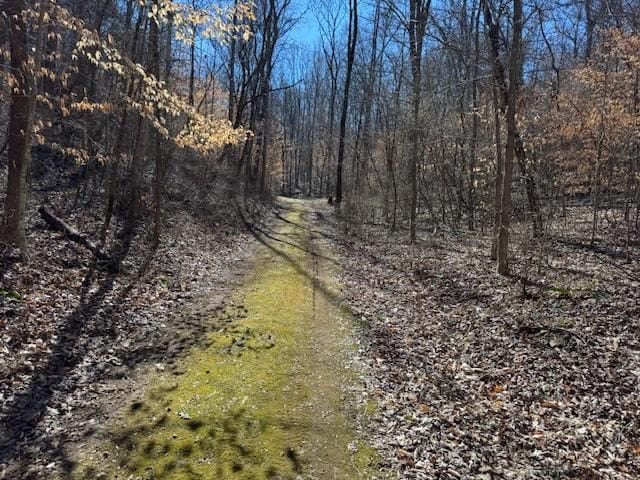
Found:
[334,211,640,478]
[0,184,262,476]
[488,384,505,397]
[396,447,415,466]
[530,29,640,194]
[540,400,562,410]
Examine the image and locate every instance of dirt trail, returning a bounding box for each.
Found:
[73,198,377,479]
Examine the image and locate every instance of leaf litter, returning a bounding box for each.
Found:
[324,208,640,480]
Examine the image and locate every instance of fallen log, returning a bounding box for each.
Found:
[38,206,114,267]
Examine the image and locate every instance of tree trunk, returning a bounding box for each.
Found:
[150,1,164,247]
[1,0,45,256]
[497,0,523,275]
[409,71,420,243]
[490,84,503,260]
[468,3,481,230]
[584,0,594,61]
[39,207,113,267]
[336,0,358,207]
[188,12,196,106]
[407,0,432,243]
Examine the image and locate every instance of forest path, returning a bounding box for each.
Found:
[74,198,376,479]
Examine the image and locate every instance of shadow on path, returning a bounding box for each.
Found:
[0,232,147,477]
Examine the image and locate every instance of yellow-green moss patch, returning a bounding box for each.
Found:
[74,199,378,480]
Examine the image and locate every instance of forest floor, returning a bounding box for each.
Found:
[1,197,378,479]
[335,208,640,479]
[0,154,271,477]
[70,198,377,479]
[2,184,640,480]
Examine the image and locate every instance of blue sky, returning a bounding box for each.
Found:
[286,0,324,48]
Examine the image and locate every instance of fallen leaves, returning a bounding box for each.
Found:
[0,180,266,477]
[330,207,640,479]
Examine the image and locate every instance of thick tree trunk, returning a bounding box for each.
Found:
[1,0,44,256]
[584,0,594,61]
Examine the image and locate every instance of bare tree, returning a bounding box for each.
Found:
[335,0,358,206]
[407,0,432,242]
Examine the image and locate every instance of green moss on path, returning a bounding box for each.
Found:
[74,199,377,479]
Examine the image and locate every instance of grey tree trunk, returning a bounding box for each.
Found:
[497,0,523,275]
[490,83,503,260]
